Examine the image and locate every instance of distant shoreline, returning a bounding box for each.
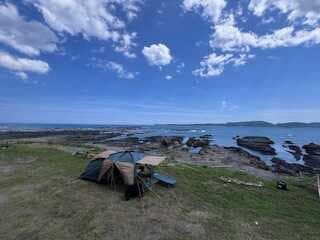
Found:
[1,121,320,129]
[157,121,320,128]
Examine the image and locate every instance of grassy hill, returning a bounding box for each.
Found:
[1,145,320,240]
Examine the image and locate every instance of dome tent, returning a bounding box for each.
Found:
[80,150,169,199]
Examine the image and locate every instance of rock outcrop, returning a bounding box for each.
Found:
[224,146,269,170]
[186,137,210,148]
[302,143,320,169]
[283,141,302,160]
[143,136,183,148]
[271,157,314,176]
[236,136,276,155]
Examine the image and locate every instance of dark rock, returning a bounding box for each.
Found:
[105,137,140,147]
[283,143,302,160]
[288,144,302,154]
[199,134,212,139]
[144,136,183,148]
[284,140,294,145]
[224,146,269,170]
[303,143,320,156]
[236,136,276,155]
[302,143,320,169]
[271,157,314,176]
[186,137,209,148]
[303,154,320,169]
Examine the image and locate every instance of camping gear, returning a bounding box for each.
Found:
[80,150,173,200]
[277,180,288,190]
[153,172,176,187]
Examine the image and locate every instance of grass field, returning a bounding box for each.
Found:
[1,145,320,240]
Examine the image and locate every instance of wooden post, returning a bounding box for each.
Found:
[317,174,320,199]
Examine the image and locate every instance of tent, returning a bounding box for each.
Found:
[80,150,172,200]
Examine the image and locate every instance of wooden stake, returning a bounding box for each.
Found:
[317,174,320,199]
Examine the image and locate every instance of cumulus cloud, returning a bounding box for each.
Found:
[0,52,50,76]
[165,75,172,80]
[27,0,142,57]
[185,1,320,78]
[182,0,227,23]
[249,0,320,26]
[0,3,58,56]
[211,16,320,53]
[142,43,173,67]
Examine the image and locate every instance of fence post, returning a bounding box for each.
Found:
[318,174,320,199]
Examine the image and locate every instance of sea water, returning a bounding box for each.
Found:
[1,123,320,164]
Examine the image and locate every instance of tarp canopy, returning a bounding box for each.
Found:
[93,150,116,159]
[137,155,165,166]
[92,150,165,166]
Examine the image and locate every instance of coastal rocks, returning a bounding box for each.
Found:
[76,132,122,144]
[303,155,320,169]
[236,136,276,155]
[283,141,302,160]
[224,147,269,170]
[271,157,314,176]
[143,136,183,148]
[105,137,141,147]
[303,143,320,156]
[302,143,320,169]
[186,137,210,148]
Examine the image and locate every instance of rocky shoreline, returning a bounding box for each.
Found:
[1,129,320,178]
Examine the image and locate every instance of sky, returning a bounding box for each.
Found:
[0,0,320,124]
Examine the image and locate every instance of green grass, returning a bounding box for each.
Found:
[0,145,320,240]
[160,164,320,239]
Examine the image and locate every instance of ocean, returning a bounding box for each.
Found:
[1,123,320,164]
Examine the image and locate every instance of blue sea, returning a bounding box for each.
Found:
[1,123,320,164]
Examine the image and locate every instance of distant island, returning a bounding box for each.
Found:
[159,121,320,128]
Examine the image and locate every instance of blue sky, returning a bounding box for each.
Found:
[0,0,320,124]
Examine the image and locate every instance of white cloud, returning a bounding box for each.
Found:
[211,18,320,53]
[193,52,255,77]
[193,53,232,77]
[27,0,141,57]
[113,32,137,58]
[182,0,227,23]
[142,43,173,67]
[92,60,137,79]
[15,72,28,81]
[0,3,58,56]
[106,61,137,79]
[0,51,50,75]
[210,15,257,52]
[190,3,320,78]
[249,0,320,26]
[111,0,143,21]
[165,75,172,80]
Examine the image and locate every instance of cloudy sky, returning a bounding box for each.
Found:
[0,0,320,124]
